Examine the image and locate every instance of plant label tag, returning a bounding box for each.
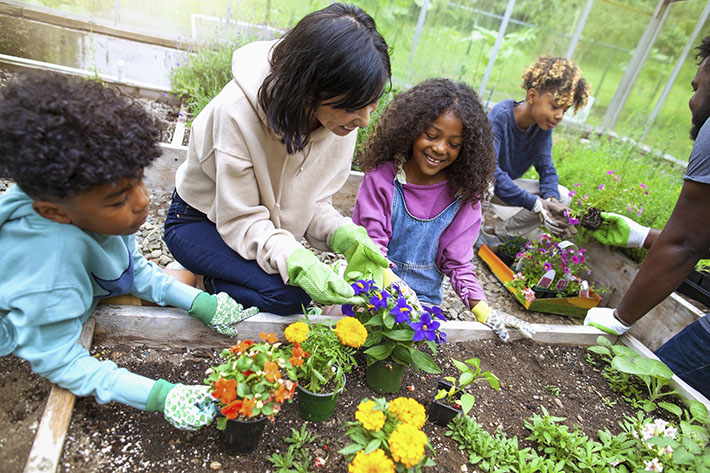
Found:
[536,270,555,289]
[555,279,570,291]
[579,280,590,298]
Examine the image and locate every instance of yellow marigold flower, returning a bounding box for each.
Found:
[335,317,368,348]
[388,397,426,429]
[354,400,386,431]
[284,321,309,343]
[388,423,427,468]
[348,449,395,473]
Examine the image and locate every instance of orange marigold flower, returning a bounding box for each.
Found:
[264,361,281,382]
[230,339,254,355]
[211,377,237,405]
[239,397,257,418]
[284,321,309,343]
[221,399,243,420]
[260,332,278,343]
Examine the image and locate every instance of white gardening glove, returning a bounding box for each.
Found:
[471,301,535,342]
[592,212,650,248]
[532,198,569,237]
[584,307,631,335]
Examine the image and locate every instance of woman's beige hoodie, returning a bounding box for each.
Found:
[175,40,355,283]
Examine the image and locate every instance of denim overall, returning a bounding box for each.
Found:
[387,179,462,305]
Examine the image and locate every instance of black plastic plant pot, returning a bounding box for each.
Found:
[495,248,516,268]
[532,286,559,300]
[428,380,462,427]
[219,415,268,455]
[676,270,710,307]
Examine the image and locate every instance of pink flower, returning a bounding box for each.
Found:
[606,170,615,175]
[574,182,582,187]
[543,262,552,271]
[570,255,581,264]
[639,182,648,189]
[583,194,588,200]
[598,184,605,190]
[522,288,536,303]
[568,190,576,197]
[569,217,579,225]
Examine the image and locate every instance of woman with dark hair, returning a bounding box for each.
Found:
[164,3,391,315]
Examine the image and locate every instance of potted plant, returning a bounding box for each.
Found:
[429,357,500,427]
[284,315,368,422]
[205,332,298,455]
[495,235,527,267]
[339,397,437,471]
[342,278,446,394]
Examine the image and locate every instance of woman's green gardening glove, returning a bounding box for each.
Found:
[286,248,364,305]
[471,301,535,343]
[584,307,631,335]
[188,292,259,337]
[146,379,216,430]
[330,223,388,287]
[592,212,650,248]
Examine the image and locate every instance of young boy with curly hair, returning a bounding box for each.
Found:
[0,72,258,430]
[479,56,591,246]
[353,78,534,342]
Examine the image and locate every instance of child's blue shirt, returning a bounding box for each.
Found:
[0,185,201,410]
[488,100,560,210]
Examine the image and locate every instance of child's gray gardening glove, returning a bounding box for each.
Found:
[382,268,423,311]
[584,307,631,335]
[592,212,650,248]
[330,223,389,288]
[146,380,217,430]
[286,248,365,305]
[188,292,259,337]
[471,301,535,342]
[533,198,569,237]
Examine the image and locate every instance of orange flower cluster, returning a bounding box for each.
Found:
[289,342,309,367]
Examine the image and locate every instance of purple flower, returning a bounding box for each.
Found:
[563,265,570,274]
[568,190,577,197]
[435,330,447,344]
[543,262,552,271]
[598,184,605,190]
[539,248,547,255]
[425,305,446,321]
[637,206,643,216]
[342,304,356,317]
[570,255,581,264]
[369,290,390,311]
[409,312,440,342]
[569,217,579,225]
[583,194,589,200]
[352,279,376,295]
[574,182,582,187]
[606,170,615,175]
[390,295,412,323]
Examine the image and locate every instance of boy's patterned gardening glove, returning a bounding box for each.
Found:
[287,248,365,306]
[146,380,216,430]
[592,212,650,248]
[584,307,631,335]
[382,268,423,311]
[533,198,569,237]
[471,301,535,342]
[188,292,259,337]
[330,223,389,288]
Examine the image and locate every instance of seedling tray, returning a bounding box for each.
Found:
[676,270,710,307]
[478,244,601,318]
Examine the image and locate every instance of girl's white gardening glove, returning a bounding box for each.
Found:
[584,307,631,335]
[188,292,259,337]
[146,380,217,430]
[533,198,568,237]
[592,212,650,248]
[471,301,535,343]
[382,268,423,310]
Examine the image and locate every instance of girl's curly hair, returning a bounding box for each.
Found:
[521,56,590,113]
[697,35,710,65]
[0,72,162,201]
[357,78,494,203]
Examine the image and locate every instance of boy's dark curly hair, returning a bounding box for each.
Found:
[521,56,590,113]
[0,72,162,201]
[696,35,710,64]
[357,78,494,203]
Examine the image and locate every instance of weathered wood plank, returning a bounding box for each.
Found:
[23,319,95,473]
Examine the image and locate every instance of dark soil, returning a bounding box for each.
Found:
[1,337,677,473]
[580,207,603,231]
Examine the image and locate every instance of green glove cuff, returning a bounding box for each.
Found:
[330,223,365,255]
[286,248,315,282]
[188,292,218,325]
[146,379,176,412]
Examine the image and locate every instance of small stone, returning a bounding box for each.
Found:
[157,208,166,216]
[461,465,468,472]
[209,461,222,470]
[577,415,584,423]
[554,398,563,409]
[150,249,162,258]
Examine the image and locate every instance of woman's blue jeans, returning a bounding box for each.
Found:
[163,191,311,315]
[655,315,710,400]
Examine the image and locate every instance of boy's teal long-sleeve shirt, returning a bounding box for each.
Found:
[0,185,201,410]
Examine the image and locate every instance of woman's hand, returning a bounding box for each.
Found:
[330,223,388,287]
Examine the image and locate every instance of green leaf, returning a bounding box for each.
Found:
[409,348,441,374]
[460,393,475,415]
[611,355,674,379]
[364,343,394,360]
[459,371,474,386]
[383,329,416,341]
[452,359,470,373]
[338,444,363,456]
[658,401,682,418]
[482,371,500,390]
[364,439,381,453]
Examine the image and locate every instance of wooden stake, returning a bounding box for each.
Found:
[23,318,95,473]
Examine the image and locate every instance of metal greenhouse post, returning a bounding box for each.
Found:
[407,0,430,80]
[640,1,710,144]
[565,0,594,59]
[600,0,677,132]
[479,0,516,98]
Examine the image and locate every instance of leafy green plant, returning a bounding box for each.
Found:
[435,357,499,416]
[268,424,319,473]
[544,385,560,397]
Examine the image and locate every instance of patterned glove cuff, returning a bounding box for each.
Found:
[146,379,176,412]
[188,292,218,325]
